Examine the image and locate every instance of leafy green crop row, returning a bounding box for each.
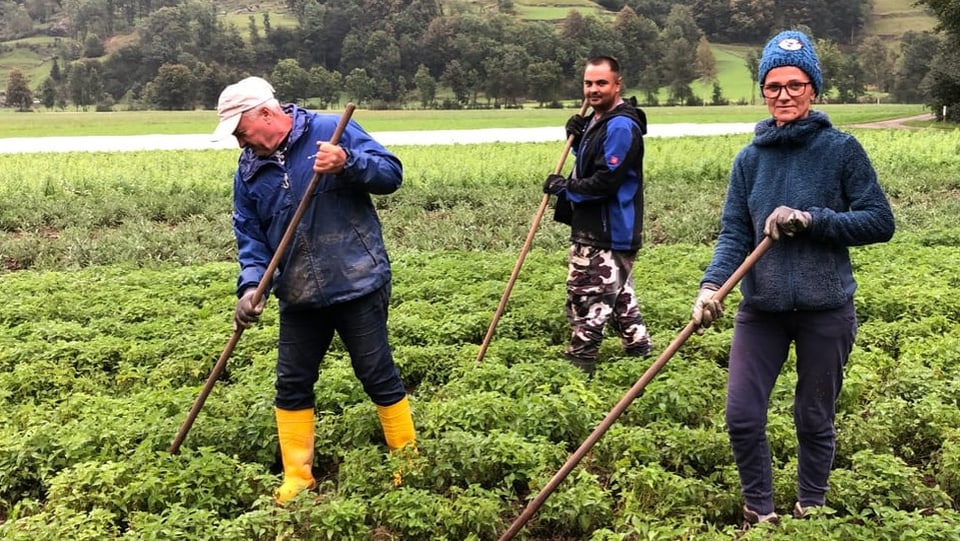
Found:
[3,129,960,538]
[4,240,960,538]
[2,129,959,272]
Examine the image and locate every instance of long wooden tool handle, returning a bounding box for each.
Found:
[474,100,590,364]
[497,236,775,540]
[168,103,356,454]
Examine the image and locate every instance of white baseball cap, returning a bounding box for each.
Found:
[212,76,275,141]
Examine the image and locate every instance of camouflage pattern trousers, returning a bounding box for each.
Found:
[564,242,652,361]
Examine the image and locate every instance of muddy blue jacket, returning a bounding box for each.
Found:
[702,111,894,312]
[556,100,647,251]
[232,104,401,309]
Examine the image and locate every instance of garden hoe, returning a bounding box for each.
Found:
[475,99,590,364]
[497,236,775,540]
[168,103,356,455]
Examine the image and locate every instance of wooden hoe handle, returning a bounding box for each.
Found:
[474,99,590,364]
[497,236,775,540]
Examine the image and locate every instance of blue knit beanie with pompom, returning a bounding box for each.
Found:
[758,30,822,96]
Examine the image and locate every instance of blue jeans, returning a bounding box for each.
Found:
[725,300,857,514]
[275,284,406,410]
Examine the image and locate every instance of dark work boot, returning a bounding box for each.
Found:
[741,505,780,531]
[621,330,654,358]
[564,353,596,377]
[793,501,822,519]
[624,341,653,358]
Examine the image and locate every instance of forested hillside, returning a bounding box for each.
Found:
[0,0,945,111]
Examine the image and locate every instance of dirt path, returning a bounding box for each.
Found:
[847,113,935,129]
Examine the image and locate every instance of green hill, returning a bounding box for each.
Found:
[688,0,937,103]
[867,0,937,40]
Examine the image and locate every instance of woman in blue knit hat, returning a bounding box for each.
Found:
[690,30,895,528]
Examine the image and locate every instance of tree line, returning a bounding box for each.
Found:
[1,0,958,118]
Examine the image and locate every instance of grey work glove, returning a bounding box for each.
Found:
[234,287,266,330]
[691,285,723,333]
[764,205,811,241]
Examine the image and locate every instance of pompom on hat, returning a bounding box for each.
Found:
[212,76,275,141]
[758,30,822,96]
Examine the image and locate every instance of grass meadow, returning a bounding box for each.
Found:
[868,0,938,37]
[0,37,55,93]
[2,115,960,539]
[690,44,760,105]
[514,0,613,21]
[0,103,931,138]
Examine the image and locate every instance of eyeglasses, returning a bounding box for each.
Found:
[760,81,812,99]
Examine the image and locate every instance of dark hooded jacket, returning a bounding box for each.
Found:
[554,99,648,251]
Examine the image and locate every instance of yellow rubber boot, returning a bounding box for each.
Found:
[376,395,417,451]
[273,407,317,504]
[377,395,417,487]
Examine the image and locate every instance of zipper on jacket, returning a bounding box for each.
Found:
[274,143,291,190]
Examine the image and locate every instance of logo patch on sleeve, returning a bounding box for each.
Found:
[609,155,620,166]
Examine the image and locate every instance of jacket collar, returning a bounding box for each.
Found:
[753,110,832,146]
[236,104,310,183]
[589,99,648,135]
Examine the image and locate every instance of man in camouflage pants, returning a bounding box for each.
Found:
[543,56,653,375]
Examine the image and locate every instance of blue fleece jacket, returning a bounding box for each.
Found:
[701,111,895,312]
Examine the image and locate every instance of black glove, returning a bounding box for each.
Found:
[234,287,266,330]
[565,114,586,141]
[543,174,569,195]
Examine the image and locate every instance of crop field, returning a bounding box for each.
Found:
[2,122,960,539]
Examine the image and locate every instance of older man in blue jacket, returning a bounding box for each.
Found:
[213,76,415,503]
